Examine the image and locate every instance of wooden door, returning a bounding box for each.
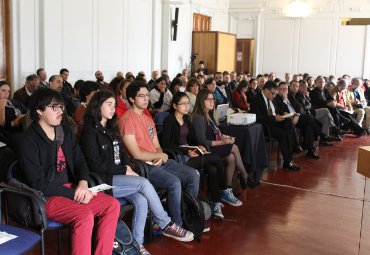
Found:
[193,13,211,32]
[0,0,10,82]
[236,39,254,76]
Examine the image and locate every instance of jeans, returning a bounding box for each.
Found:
[147,159,200,226]
[112,175,171,244]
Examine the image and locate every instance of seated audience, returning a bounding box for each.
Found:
[214,72,231,106]
[16,87,120,255]
[246,78,258,103]
[95,70,109,89]
[185,77,199,114]
[250,81,301,171]
[80,91,194,251]
[191,88,254,200]
[149,77,173,114]
[13,74,40,108]
[232,80,249,111]
[119,81,200,227]
[349,78,370,132]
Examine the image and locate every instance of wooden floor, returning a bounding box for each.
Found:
[26,134,370,255]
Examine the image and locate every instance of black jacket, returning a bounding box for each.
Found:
[160,113,195,154]
[310,87,334,109]
[273,94,303,115]
[293,92,315,116]
[16,123,89,199]
[80,122,130,189]
[250,92,276,125]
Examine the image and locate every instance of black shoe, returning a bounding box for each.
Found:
[327,135,342,142]
[319,140,333,146]
[293,145,304,153]
[239,175,247,190]
[306,150,320,159]
[283,161,301,171]
[247,177,260,189]
[233,189,242,198]
[355,130,367,137]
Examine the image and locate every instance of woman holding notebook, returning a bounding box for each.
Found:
[160,92,241,219]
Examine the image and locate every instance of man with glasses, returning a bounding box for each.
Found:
[250,81,301,171]
[119,81,200,230]
[16,87,120,254]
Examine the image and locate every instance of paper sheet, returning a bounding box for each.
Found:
[0,231,18,245]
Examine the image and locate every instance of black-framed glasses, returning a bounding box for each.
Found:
[46,104,65,112]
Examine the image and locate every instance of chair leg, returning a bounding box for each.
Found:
[40,229,45,255]
[57,228,62,255]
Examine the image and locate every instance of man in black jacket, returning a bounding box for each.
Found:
[250,81,301,171]
[275,82,320,159]
[16,87,120,254]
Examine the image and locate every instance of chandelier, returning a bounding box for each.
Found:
[286,0,312,18]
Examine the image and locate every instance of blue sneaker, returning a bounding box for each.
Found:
[221,188,242,206]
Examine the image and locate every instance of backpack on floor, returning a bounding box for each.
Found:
[181,191,205,240]
[113,220,140,255]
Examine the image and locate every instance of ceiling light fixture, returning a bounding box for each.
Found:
[286,0,312,18]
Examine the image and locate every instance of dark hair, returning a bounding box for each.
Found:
[0,80,9,87]
[49,75,60,83]
[170,92,189,112]
[186,77,199,92]
[170,78,182,94]
[74,80,85,90]
[155,77,166,88]
[126,81,148,105]
[59,68,69,74]
[83,90,120,137]
[36,68,44,76]
[222,71,230,76]
[29,87,64,122]
[119,79,132,91]
[109,77,124,96]
[235,79,249,94]
[26,74,39,83]
[79,81,100,103]
[204,77,215,86]
[190,88,216,124]
[278,81,287,87]
[274,78,282,84]
[199,60,205,65]
[263,81,278,90]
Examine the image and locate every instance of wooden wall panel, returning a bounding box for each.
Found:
[217,33,236,73]
[192,32,216,73]
[0,0,10,81]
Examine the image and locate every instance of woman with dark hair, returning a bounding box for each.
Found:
[232,80,249,111]
[246,78,258,103]
[80,91,194,254]
[161,92,230,218]
[149,77,173,114]
[0,80,27,134]
[190,89,250,206]
[169,77,182,95]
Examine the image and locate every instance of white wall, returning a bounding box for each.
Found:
[230,0,370,79]
[10,0,231,90]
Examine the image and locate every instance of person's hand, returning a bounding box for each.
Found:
[292,115,299,125]
[74,181,97,204]
[303,91,309,97]
[188,149,199,158]
[222,135,235,145]
[275,114,284,122]
[161,153,168,163]
[126,165,138,176]
[198,145,208,154]
[152,158,163,166]
[327,101,336,108]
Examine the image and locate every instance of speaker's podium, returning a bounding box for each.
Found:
[192,31,236,73]
[357,146,370,177]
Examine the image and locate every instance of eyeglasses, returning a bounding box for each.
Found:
[136,93,150,99]
[46,104,65,112]
[205,98,215,102]
[177,102,190,106]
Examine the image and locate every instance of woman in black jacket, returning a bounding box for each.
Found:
[190,89,252,204]
[160,92,238,216]
[80,91,195,253]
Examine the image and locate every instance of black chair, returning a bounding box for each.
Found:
[0,161,65,255]
[0,189,42,255]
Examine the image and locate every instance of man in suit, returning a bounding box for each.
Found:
[274,82,320,159]
[250,81,301,171]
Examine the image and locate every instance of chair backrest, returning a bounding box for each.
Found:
[154,111,170,134]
